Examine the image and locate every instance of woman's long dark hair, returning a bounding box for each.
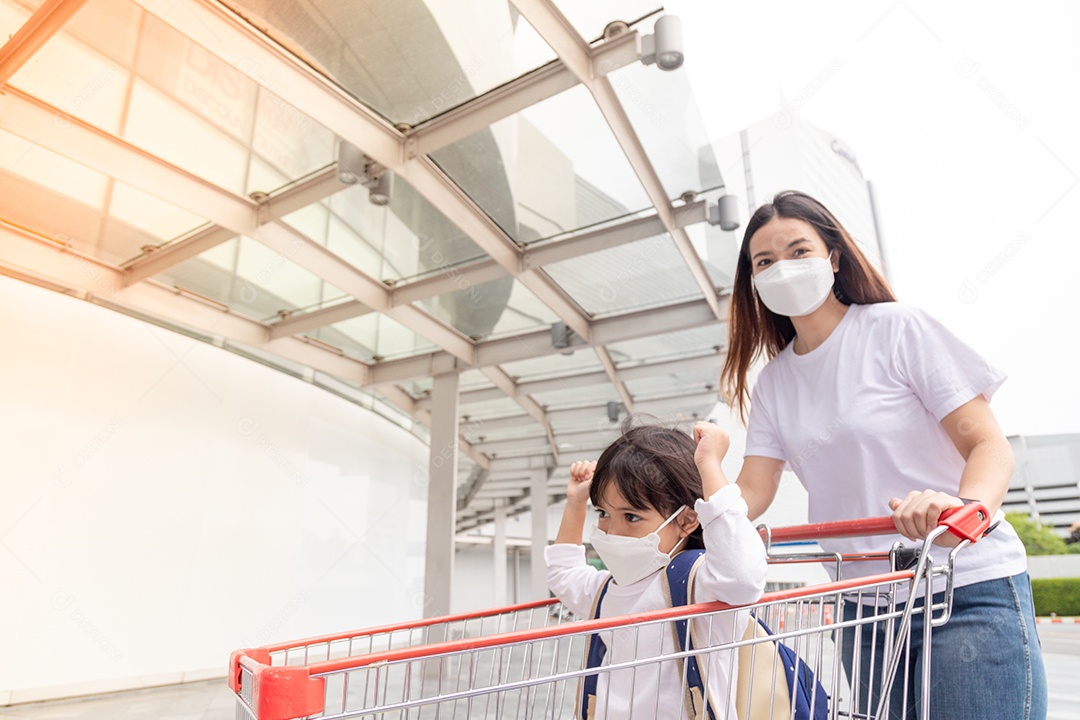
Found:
[589,421,705,550]
[721,191,896,421]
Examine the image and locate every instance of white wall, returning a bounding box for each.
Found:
[0,276,429,704]
[453,545,535,612]
[1026,555,1080,580]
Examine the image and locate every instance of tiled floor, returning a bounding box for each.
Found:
[0,680,235,720]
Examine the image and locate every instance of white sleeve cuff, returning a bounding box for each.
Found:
[544,542,586,567]
[694,484,748,527]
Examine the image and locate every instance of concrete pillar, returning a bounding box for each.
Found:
[423,371,459,617]
[493,501,507,607]
[530,469,548,600]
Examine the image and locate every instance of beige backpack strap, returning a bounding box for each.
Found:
[661,552,719,720]
[736,615,793,720]
[576,576,614,720]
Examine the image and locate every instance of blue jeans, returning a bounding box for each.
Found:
[841,572,1047,720]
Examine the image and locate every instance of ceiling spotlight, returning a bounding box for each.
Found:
[552,321,575,355]
[337,140,394,205]
[642,15,684,71]
[606,401,627,424]
[367,170,394,206]
[337,140,366,185]
[708,194,742,232]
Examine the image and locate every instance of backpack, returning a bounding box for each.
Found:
[580,549,828,719]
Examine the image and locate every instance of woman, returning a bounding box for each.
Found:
[721,191,1046,719]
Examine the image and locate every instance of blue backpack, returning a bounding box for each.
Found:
[581,549,828,719]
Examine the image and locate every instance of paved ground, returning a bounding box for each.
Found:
[3,623,1078,719]
[1040,622,1080,719]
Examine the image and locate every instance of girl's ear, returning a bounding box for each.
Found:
[677,508,700,537]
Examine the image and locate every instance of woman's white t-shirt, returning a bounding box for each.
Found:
[545,485,768,720]
[745,302,1026,593]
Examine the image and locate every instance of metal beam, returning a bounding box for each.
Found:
[1,87,260,235]
[251,222,477,363]
[522,200,705,269]
[480,366,559,464]
[124,167,348,285]
[131,0,402,166]
[432,351,721,419]
[470,387,720,454]
[0,0,91,86]
[1,86,479,366]
[278,201,706,336]
[508,0,724,319]
[123,225,237,286]
[424,371,459,617]
[371,296,726,387]
[405,29,643,156]
[594,346,633,413]
[0,221,371,384]
[475,427,616,457]
[269,300,373,340]
[131,0,596,344]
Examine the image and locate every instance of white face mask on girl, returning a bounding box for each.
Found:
[752,255,836,317]
[589,506,687,586]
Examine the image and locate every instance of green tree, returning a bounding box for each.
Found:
[1006,512,1070,555]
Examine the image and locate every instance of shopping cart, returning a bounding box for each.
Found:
[229,502,992,720]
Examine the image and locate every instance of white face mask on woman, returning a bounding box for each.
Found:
[752,255,836,317]
[589,506,687,586]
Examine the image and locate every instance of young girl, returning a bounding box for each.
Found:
[546,421,768,719]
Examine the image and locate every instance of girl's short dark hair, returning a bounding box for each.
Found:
[589,421,705,549]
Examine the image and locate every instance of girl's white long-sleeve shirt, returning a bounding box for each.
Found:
[545,484,768,720]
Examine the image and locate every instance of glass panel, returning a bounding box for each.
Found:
[47,0,142,68]
[0,132,211,264]
[124,78,249,194]
[686,216,738,293]
[607,326,724,364]
[459,369,494,392]
[455,396,522,421]
[551,1,661,42]
[135,11,257,142]
[9,30,130,135]
[273,176,489,285]
[623,366,719,400]
[430,84,651,241]
[551,414,611,437]
[153,236,343,321]
[109,182,205,242]
[250,88,336,180]
[218,0,557,125]
[418,279,559,342]
[154,237,239,306]
[234,237,327,311]
[0,1,31,45]
[0,129,110,208]
[533,383,621,409]
[544,234,702,316]
[334,180,487,281]
[403,378,433,400]
[500,349,603,381]
[608,47,725,202]
[471,422,546,445]
[315,315,437,362]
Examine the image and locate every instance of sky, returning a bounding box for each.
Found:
[666,0,1080,437]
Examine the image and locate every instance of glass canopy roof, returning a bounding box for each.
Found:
[0,0,738,530]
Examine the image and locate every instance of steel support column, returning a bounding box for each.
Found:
[530,469,549,601]
[493,501,507,607]
[424,371,459,617]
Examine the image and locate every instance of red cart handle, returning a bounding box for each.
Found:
[762,501,992,544]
